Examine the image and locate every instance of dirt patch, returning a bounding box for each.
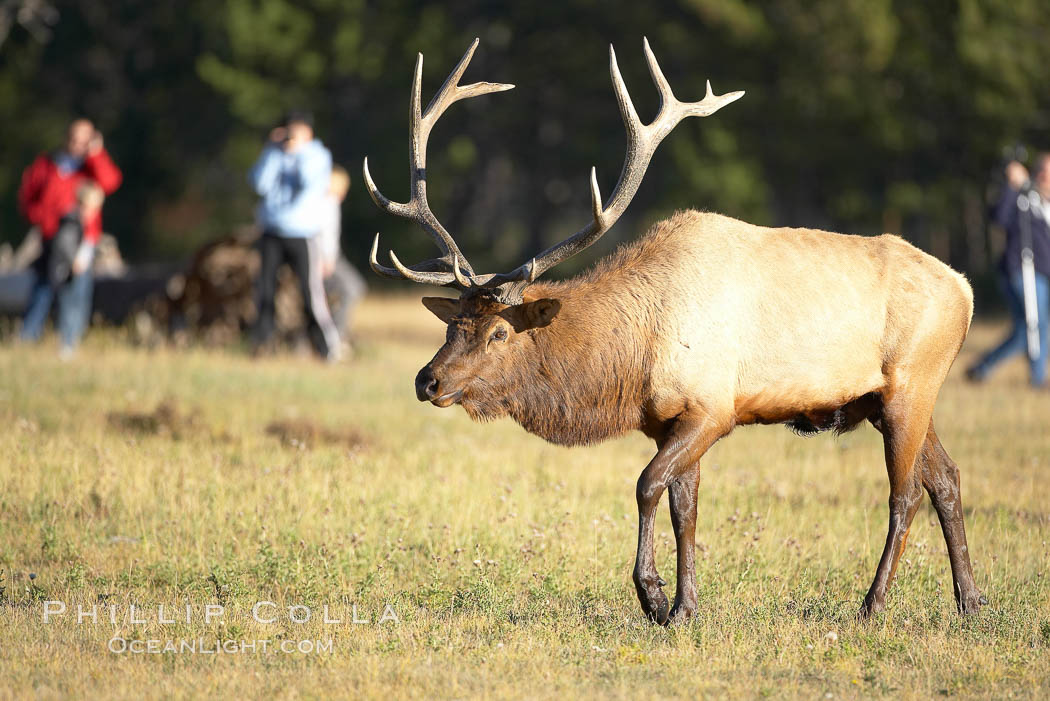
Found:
[106,399,199,439]
[265,418,369,452]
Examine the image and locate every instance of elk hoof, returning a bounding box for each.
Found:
[644,591,670,625]
[958,591,988,615]
[635,579,670,625]
[666,600,697,627]
[857,596,884,621]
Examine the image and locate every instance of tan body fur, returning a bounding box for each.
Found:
[483,209,972,447]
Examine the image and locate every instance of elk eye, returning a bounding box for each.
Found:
[489,327,508,343]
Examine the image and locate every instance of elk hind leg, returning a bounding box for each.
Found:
[920,423,986,614]
[860,396,929,619]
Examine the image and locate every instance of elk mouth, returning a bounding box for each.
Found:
[431,389,464,408]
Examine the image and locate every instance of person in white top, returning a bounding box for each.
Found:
[318,165,367,344]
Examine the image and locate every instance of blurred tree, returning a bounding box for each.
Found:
[0,0,57,47]
[1,0,1048,302]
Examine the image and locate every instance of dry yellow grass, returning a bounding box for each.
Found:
[0,295,1047,699]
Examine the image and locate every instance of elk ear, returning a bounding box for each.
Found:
[520,298,561,329]
[421,296,459,323]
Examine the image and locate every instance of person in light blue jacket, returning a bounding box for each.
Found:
[248,110,340,360]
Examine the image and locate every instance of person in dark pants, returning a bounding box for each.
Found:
[248,110,340,361]
[967,155,1050,387]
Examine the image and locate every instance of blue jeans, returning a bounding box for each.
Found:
[20,270,94,349]
[972,271,1049,386]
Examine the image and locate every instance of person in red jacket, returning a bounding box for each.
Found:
[17,118,122,356]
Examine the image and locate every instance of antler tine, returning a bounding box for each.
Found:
[422,38,515,126]
[362,157,411,217]
[388,249,458,285]
[369,234,460,279]
[363,39,513,289]
[643,38,744,122]
[682,78,746,117]
[507,37,744,286]
[641,36,675,107]
[608,45,642,137]
[588,166,607,230]
[366,239,408,279]
[451,254,474,288]
[368,233,412,280]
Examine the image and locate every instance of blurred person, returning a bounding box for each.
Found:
[967,155,1050,387]
[17,118,122,354]
[318,165,367,346]
[20,183,106,357]
[249,110,340,361]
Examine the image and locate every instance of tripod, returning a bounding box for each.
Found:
[1015,185,1042,362]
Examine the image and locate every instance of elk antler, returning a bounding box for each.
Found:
[364,38,744,303]
[363,38,514,286]
[525,40,744,281]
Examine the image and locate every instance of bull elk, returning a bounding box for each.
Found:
[363,39,985,624]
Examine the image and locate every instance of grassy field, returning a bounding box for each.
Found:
[0,294,1048,699]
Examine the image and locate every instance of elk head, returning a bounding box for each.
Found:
[363,38,742,412]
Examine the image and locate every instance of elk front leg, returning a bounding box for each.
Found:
[634,417,722,625]
[666,465,701,625]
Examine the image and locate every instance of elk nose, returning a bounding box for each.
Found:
[415,367,439,402]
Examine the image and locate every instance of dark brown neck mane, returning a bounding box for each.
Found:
[461,232,673,446]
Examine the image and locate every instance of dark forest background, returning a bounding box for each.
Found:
[2,0,1049,302]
